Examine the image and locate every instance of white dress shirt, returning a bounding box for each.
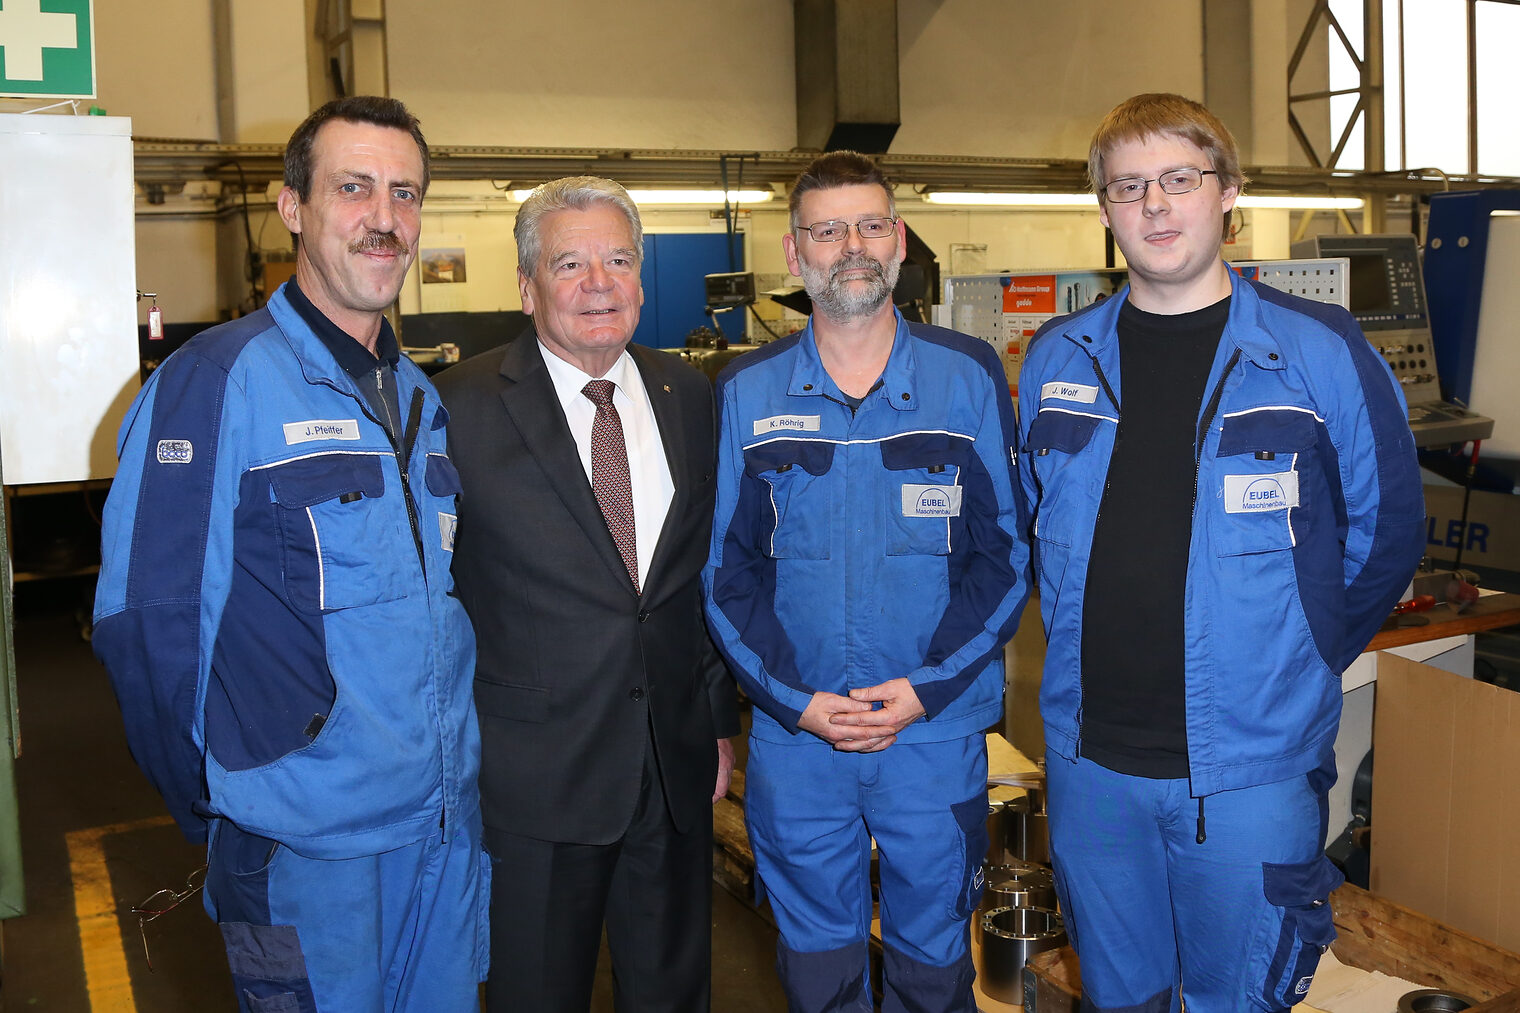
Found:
[538,341,675,589]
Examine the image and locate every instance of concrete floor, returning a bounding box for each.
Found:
[1,581,786,1011]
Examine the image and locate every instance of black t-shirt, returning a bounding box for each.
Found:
[1078,295,1230,778]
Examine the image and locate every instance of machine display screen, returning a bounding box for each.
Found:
[1346,251,1390,315]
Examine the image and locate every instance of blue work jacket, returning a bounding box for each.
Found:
[94,285,479,858]
[703,314,1030,743]
[1017,270,1425,795]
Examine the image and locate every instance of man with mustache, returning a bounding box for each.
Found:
[703,151,1029,1011]
[94,97,485,1012]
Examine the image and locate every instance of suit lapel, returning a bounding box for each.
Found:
[497,330,635,594]
[632,345,689,602]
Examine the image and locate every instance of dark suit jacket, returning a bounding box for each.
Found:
[436,329,738,846]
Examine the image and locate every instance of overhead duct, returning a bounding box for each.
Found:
[794,0,900,153]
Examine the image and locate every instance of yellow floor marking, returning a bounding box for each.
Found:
[65,815,174,1013]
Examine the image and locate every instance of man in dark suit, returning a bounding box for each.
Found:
[435,175,738,1013]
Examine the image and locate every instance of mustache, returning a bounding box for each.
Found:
[348,231,408,255]
[828,254,887,284]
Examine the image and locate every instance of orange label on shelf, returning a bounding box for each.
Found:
[1002,275,1056,314]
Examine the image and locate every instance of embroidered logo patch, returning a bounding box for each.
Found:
[439,512,457,552]
[901,484,962,517]
[753,414,821,436]
[283,419,360,445]
[1223,471,1300,513]
[1040,381,1098,404]
[1295,975,1313,995]
[156,439,193,464]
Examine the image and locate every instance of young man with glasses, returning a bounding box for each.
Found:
[703,151,1029,1011]
[1017,93,1424,1012]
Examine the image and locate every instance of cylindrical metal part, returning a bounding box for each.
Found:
[1398,989,1479,1013]
[975,862,1056,943]
[977,906,1067,1004]
[985,794,1030,865]
[1006,789,1049,866]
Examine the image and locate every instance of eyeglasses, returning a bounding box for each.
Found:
[795,217,898,242]
[130,864,207,972]
[1102,168,1218,204]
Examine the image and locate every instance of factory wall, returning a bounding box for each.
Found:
[2,0,1327,325]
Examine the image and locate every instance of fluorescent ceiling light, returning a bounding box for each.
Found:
[1234,195,1364,210]
[1490,210,1520,217]
[510,188,773,205]
[923,192,1097,207]
[922,192,1365,211]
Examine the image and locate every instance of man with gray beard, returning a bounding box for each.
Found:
[702,151,1029,1012]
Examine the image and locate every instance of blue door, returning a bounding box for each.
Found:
[632,233,746,348]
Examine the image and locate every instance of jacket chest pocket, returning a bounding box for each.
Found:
[266,452,411,611]
[745,440,835,560]
[1022,409,1103,548]
[880,433,967,557]
[1210,410,1317,556]
[423,451,463,556]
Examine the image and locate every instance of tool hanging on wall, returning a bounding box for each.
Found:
[138,291,163,340]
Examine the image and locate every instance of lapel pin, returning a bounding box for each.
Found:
[663,384,671,393]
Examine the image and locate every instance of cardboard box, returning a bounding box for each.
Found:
[1370,654,1520,953]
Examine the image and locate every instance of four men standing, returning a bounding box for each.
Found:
[95,90,1427,1013]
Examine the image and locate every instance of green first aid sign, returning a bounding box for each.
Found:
[0,0,94,98]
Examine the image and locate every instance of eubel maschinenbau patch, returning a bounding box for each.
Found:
[901,484,963,517]
[1222,471,1300,513]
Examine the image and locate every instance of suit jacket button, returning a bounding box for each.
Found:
[637,610,650,622]
[630,687,645,701]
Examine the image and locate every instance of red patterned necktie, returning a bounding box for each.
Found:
[582,379,640,593]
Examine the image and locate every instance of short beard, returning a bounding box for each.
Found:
[800,252,900,323]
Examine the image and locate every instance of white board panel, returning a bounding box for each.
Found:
[0,113,139,485]
[1470,214,1520,459]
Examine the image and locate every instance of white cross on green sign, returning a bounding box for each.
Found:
[0,0,94,99]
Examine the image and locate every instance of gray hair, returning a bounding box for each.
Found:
[514,176,644,278]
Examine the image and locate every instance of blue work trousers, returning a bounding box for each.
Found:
[203,815,489,1013]
[1045,750,1342,1013]
[745,733,988,1013]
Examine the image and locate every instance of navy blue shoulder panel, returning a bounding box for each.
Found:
[716,332,802,388]
[908,322,1007,392]
[1249,278,1360,341]
[123,313,270,607]
[1026,300,1106,358]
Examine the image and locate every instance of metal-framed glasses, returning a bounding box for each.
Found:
[130,864,207,971]
[795,217,898,242]
[1102,168,1218,204]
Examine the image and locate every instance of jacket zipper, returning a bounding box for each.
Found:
[1072,344,1120,759]
[1188,347,1240,844]
[372,368,444,833]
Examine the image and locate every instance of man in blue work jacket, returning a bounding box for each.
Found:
[1017,93,1425,1012]
[704,151,1030,1012]
[93,97,485,1012]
